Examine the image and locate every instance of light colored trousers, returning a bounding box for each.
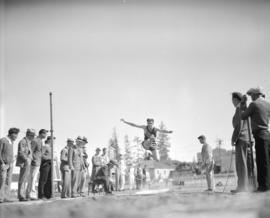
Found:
[235,140,249,191]
[205,164,215,190]
[129,175,135,190]
[0,163,13,201]
[27,165,39,199]
[18,161,31,199]
[71,170,80,197]
[61,169,71,198]
[78,169,87,194]
[120,173,125,190]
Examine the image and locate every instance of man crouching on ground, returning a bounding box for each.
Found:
[198,135,215,192]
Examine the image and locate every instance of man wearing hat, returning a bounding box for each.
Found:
[231,92,251,193]
[27,129,48,200]
[0,128,20,203]
[78,136,89,196]
[60,138,73,198]
[120,118,173,161]
[241,87,270,192]
[16,129,36,201]
[198,135,215,191]
[69,136,83,198]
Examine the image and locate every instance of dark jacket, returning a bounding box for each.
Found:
[0,137,14,165]
[16,137,32,167]
[31,137,43,166]
[241,98,270,134]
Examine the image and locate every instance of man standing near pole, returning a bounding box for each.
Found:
[27,129,48,200]
[231,92,250,193]
[241,87,270,192]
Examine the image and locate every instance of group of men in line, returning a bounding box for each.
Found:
[197,87,270,193]
[0,128,90,202]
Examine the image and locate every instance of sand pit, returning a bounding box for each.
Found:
[1,187,270,218]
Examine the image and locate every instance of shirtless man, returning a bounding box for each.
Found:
[120,118,173,161]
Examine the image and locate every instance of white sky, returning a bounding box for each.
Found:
[1,0,270,162]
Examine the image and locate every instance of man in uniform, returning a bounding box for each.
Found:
[231,92,250,193]
[120,118,173,161]
[60,138,73,198]
[69,137,82,198]
[0,128,20,203]
[27,129,48,200]
[198,135,215,192]
[16,129,35,201]
[241,87,270,192]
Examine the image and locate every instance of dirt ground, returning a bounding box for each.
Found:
[1,176,270,218]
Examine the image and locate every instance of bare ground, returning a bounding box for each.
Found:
[1,176,270,218]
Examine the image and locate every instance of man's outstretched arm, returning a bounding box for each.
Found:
[120,119,144,129]
[156,128,173,134]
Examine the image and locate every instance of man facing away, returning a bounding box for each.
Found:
[60,138,73,198]
[120,118,173,161]
[16,129,35,201]
[198,135,215,192]
[69,137,82,198]
[0,128,20,203]
[231,92,251,193]
[27,129,48,200]
[241,87,270,192]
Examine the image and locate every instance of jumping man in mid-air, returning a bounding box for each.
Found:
[120,118,173,161]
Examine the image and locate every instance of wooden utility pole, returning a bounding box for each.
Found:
[49,92,54,198]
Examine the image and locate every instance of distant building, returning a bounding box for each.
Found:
[141,160,175,180]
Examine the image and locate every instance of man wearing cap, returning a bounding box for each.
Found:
[27,129,48,200]
[78,136,89,196]
[0,128,20,203]
[231,92,251,193]
[69,136,82,198]
[16,129,35,201]
[198,135,215,191]
[120,118,173,161]
[60,138,73,198]
[241,87,270,192]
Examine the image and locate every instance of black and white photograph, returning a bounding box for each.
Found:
[0,0,270,217]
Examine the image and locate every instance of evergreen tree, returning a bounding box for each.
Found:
[157,121,171,162]
[124,134,132,165]
[108,127,120,160]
